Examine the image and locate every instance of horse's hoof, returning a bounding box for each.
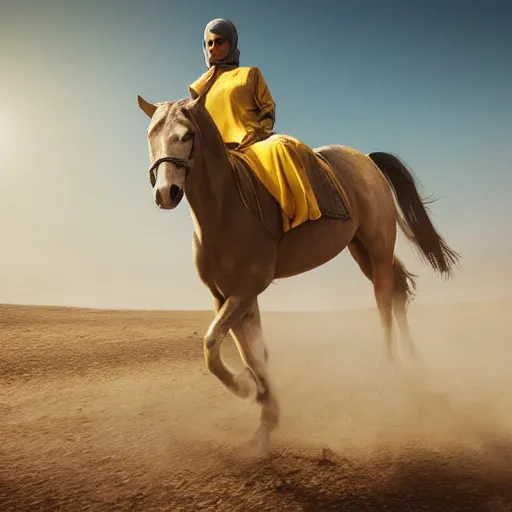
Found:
[245,427,271,456]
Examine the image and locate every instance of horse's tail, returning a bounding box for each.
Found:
[393,255,417,306]
[368,151,460,278]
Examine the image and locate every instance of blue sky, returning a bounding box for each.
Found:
[1,0,511,310]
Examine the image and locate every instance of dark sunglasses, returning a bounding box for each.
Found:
[207,37,227,47]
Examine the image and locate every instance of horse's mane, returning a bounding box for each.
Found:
[182,97,234,171]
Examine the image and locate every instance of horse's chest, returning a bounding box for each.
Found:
[197,247,246,277]
[194,241,268,294]
[213,254,237,276]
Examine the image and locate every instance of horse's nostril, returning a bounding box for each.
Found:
[170,185,181,202]
[155,190,162,206]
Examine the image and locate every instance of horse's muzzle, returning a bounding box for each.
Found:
[155,185,183,209]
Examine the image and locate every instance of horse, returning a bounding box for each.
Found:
[136,92,460,450]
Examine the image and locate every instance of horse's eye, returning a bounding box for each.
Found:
[182,131,194,143]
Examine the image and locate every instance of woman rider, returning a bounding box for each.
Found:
[189,18,331,232]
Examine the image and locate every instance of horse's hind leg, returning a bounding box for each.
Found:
[350,239,417,363]
[392,257,419,361]
[229,299,279,451]
[371,258,396,362]
[348,238,372,281]
[349,238,395,362]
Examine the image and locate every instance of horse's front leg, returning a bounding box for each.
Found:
[230,299,279,451]
[203,294,256,399]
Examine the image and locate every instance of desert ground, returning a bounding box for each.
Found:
[1,299,512,511]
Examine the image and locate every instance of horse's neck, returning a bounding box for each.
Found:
[185,115,237,236]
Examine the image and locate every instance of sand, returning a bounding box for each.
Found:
[1,299,511,511]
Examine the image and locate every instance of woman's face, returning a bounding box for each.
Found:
[205,30,231,62]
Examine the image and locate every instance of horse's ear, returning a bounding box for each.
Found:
[189,91,207,113]
[188,86,199,100]
[137,95,158,118]
[181,86,206,122]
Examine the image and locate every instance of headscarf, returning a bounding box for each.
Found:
[202,18,240,69]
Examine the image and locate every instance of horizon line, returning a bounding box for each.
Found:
[1,296,511,314]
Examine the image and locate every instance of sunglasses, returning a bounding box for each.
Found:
[207,37,227,48]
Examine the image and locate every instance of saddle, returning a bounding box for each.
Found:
[229,152,283,240]
[308,151,351,221]
[228,150,351,241]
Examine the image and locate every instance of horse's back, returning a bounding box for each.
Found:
[314,144,393,194]
[314,144,398,234]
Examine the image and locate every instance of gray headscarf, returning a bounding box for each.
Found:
[203,18,240,69]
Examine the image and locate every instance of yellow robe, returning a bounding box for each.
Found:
[190,66,323,232]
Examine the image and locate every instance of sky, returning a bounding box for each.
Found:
[0,0,511,311]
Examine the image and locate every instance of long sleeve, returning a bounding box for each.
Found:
[252,67,275,133]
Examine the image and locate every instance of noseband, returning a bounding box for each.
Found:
[148,156,190,187]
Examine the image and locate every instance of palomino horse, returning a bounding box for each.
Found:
[137,92,459,449]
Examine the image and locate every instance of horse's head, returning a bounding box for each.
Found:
[137,94,205,210]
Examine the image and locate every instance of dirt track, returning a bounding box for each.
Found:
[1,301,512,511]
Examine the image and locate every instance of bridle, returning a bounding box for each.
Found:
[147,125,197,187]
[147,156,191,188]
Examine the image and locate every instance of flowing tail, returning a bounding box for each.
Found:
[368,151,460,278]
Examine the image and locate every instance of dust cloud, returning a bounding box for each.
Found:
[1,299,511,511]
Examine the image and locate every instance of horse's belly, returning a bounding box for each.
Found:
[275,217,357,278]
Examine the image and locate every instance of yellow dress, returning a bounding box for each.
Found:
[190,66,324,232]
